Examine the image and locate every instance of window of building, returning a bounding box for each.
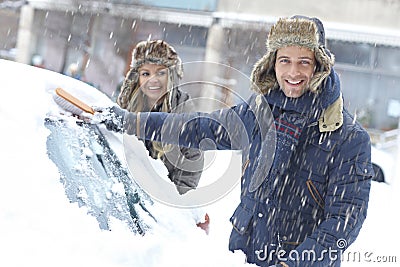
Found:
[327,40,372,67]
[375,46,400,73]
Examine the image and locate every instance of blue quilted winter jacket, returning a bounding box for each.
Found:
[130,69,373,267]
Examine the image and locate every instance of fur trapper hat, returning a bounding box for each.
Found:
[251,16,335,94]
[117,40,183,111]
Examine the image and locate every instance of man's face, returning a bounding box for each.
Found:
[274,46,316,98]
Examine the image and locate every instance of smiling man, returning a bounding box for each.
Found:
[102,16,373,267]
[275,46,316,98]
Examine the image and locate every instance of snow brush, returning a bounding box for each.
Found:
[53,87,95,115]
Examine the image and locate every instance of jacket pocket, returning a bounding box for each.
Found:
[306,179,325,209]
[230,203,253,235]
[355,161,374,178]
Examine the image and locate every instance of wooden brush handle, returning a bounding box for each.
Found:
[55,87,95,115]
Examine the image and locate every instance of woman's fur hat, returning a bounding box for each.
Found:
[117,40,183,111]
[251,16,335,94]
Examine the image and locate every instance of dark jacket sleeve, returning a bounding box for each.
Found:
[135,105,253,151]
[285,127,373,267]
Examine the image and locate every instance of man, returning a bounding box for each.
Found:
[103,16,373,266]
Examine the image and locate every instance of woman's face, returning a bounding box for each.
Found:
[138,63,168,106]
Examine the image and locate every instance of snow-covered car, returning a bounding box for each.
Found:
[0,59,398,267]
[0,60,245,267]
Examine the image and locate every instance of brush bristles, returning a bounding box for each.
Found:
[53,94,83,115]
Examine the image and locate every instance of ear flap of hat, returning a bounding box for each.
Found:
[116,68,139,110]
[308,46,335,93]
[250,51,278,94]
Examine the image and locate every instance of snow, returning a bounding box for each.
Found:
[0,60,249,267]
[0,59,399,267]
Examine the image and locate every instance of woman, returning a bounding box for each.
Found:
[117,40,205,195]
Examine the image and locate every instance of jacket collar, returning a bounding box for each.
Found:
[318,94,343,132]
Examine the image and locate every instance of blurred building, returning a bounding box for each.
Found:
[1,0,400,130]
[0,2,20,60]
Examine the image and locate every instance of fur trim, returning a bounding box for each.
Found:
[251,17,334,94]
[117,40,183,111]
